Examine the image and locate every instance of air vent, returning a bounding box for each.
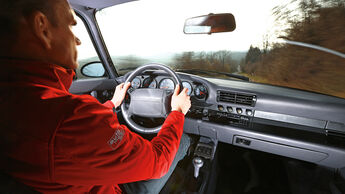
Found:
[217,90,256,107]
[217,91,236,103]
[326,130,345,138]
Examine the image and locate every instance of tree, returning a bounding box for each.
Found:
[246,0,345,98]
[245,46,261,64]
[173,50,238,73]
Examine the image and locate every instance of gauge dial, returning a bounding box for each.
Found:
[142,77,157,88]
[159,78,175,90]
[182,81,192,96]
[194,85,208,99]
[131,77,141,89]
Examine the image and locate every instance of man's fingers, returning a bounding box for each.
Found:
[117,83,124,89]
[123,82,131,90]
[173,84,180,96]
[182,88,188,95]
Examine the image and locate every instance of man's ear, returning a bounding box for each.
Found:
[31,11,53,50]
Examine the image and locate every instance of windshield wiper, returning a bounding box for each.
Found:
[176,69,249,81]
[278,37,345,59]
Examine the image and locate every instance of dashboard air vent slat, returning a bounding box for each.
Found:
[236,94,254,106]
[218,92,236,103]
[217,90,256,107]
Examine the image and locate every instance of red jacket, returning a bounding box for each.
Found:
[0,59,184,193]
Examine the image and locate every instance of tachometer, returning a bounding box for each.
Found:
[182,81,192,96]
[194,85,208,99]
[131,77,141,89]
[159,78,175,90]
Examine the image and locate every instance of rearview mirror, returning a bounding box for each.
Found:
[81,62,106,77]
[184,13,236,34]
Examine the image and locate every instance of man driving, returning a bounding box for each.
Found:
[0,0,191,193]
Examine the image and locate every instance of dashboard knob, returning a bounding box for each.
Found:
[236,108,243,114]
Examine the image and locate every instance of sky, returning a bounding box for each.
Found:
[75,0,294,59]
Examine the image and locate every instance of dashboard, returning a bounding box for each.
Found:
[129,74,209,100]
[125,70,345,169]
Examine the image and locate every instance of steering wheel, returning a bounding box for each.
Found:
[121,63,183,134]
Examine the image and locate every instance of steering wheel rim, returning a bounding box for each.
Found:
[121,63,182,134]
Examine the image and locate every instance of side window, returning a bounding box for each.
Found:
[73,15,105,79]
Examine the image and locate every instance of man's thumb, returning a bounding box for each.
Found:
[173,84,180,96]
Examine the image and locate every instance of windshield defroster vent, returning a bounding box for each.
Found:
[217,90,256,107]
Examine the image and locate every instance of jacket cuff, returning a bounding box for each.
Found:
[103,100,115,109]
[170,110,185,117]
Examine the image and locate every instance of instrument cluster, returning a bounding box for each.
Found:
[130,76,208,99]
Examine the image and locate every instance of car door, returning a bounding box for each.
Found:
[68,5,121,103]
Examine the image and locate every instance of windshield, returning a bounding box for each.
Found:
[95,0,345,99]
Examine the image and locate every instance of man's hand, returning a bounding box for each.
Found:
[171,85,191,115]
[112,82,131,109]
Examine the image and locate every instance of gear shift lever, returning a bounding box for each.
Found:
[193,157,204,178]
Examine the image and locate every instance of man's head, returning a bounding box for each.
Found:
[0,0,81,69]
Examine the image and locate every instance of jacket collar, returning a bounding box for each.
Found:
[0,58,75,92]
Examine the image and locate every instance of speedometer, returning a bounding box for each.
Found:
[182,81,192,96]
[159,78,175,90]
